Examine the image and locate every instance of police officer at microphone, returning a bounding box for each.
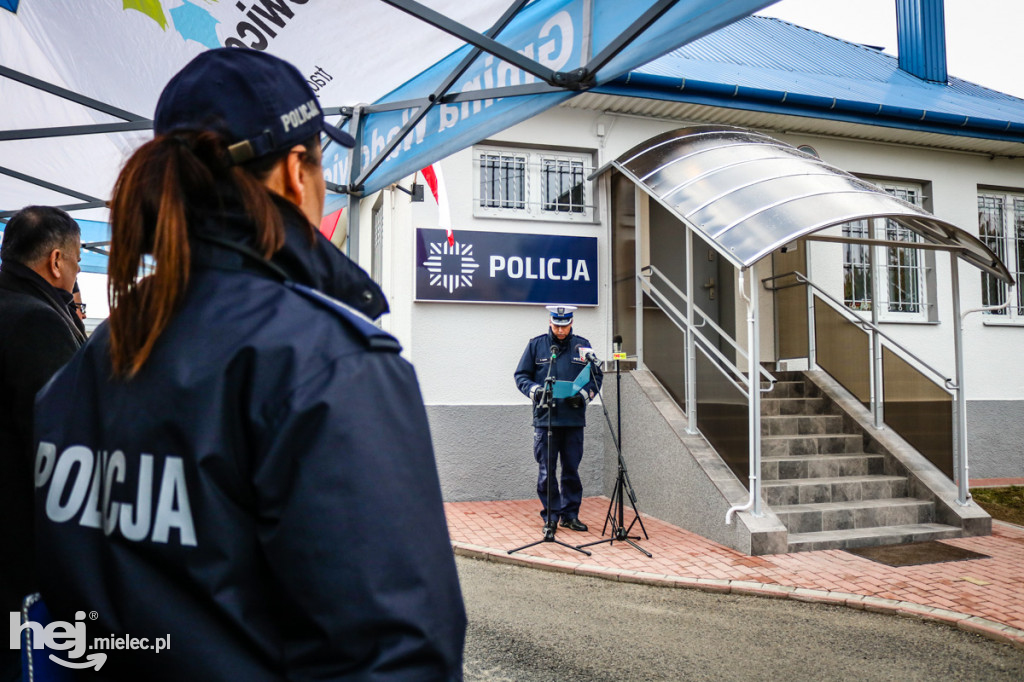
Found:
[515,305,602,532]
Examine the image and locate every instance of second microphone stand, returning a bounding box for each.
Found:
[577,352,651,557]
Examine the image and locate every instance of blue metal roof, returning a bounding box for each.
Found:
[600,16,1024,143]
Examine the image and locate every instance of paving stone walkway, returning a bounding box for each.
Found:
[446,497,1024,649]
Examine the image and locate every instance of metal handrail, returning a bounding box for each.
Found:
[639,276,748,395]
[643,265,777,388]
[764,270,955,392]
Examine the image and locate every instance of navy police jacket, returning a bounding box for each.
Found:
[514,330,602,428]
[32,205,466,681]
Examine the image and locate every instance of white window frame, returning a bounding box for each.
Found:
[473,145,595,223]
[842,181,932,322]
[978,190,1024,324]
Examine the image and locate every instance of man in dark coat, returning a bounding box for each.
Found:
[515,305,602,533]
[0,205,85,680]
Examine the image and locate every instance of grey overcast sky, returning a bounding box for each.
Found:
[754,0,1024,99]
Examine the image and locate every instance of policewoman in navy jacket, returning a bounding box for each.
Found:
[514,305,602,533]
[32,49,465,681]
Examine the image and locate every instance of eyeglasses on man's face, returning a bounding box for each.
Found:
[72,302,87,313]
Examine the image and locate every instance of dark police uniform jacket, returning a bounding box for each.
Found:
[32,203,466,681]
[514,331,602,428]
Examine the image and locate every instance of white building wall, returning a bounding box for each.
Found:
[369,110,1024,488]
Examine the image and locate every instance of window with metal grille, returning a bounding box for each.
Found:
[842,183,929,320]
[371,200,384,287]
[541,157,585,213]
[479,152,526,210]
[978,191,1024,320]
[474,146,593,222]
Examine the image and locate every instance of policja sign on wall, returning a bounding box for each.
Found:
[415,228,597,305]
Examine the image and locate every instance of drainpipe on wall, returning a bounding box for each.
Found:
[727,268,762,524]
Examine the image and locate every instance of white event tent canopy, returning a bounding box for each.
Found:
[0,0,776,265]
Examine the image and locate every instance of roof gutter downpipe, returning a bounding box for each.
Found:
[727,268,763,525]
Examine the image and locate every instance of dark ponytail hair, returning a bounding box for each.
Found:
[107,130,293,378]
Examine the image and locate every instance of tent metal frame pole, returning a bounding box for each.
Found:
[355,0,685,189]
[580,0,678,77]
[0,166,105,204]
[0,200,107,221]
[352,0,531,190]
[346,106,366,260]
[378,0,559,84]
[0,120,153,142]
[0,65,146,122]
[362,82,564,114]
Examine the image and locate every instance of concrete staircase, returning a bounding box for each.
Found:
[761,371,963,552]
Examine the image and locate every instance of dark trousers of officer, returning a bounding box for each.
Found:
[534,426,584,522]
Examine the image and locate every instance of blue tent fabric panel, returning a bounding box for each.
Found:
[349,0,775,196]
[77,219,110,274]
[1,1,19,13]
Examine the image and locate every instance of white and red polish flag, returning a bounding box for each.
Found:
[421,164,454,246]
[319,208,344,241]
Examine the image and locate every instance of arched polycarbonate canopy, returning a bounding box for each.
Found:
[607,125,1014,283]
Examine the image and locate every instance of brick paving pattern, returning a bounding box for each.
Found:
[446,497,1024,648]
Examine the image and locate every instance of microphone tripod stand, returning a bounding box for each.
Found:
[509,345,591,557]
[577,349,651,557]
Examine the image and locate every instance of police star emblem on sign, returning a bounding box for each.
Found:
[422,239,480,293]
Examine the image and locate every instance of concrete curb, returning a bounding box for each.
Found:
[453,541,1024,650]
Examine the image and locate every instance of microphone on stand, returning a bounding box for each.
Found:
[612,334,626,361]
[550,345,559,359]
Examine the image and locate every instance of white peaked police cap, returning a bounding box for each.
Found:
[546,305,576,326]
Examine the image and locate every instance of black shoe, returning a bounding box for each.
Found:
[543,519,558,536]
[560,517,588,532]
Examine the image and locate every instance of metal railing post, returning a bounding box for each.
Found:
[869,244,883,428]
[949,255,969,505]
[749,269,763,516]
[685,228,698,433]
[635,190,645,368]
[807,276,817,370]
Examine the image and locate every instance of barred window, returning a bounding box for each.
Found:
[842,183,929,320]
[542,158,585,213]
[479,153,526,210]
[978,192,1024,320]
[371,200,384,287]
[474,146,594,222]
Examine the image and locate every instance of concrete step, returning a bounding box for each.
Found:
[761,453,886,481]
[773,498,934,533]
[762,396,834,416]
[761,414,846,436]
[762,475,908,506]
[787,522,963,552]
[762,433,863,456]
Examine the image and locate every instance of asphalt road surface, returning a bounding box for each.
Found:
[458,555,1024,681]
